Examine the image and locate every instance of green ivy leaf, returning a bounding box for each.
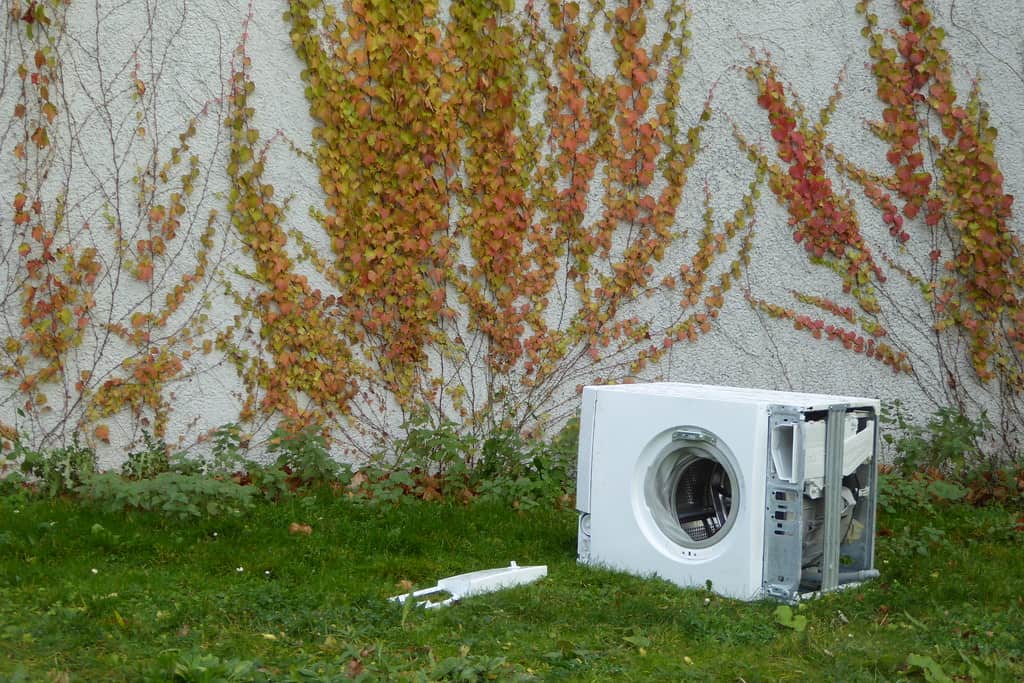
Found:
[773,605,807,632]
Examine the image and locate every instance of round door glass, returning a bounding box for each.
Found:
[644,427,740,549]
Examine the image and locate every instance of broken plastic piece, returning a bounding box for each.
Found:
[389,561,547,609]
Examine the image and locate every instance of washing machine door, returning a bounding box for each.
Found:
[644,427,741,550]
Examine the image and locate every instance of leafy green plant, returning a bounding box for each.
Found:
[243,461,292,502]
[904,653,953,683]
[878,472,932,515]
[0,471,26,498]
[546,417,580,469]
[373,470,417,504]
[882,401,993,477]
[474,428,529,479]
[76,472,255,519]
[359,418,579,508]
[888,524,949,559]
[0,448,27,496]
[19,434,96,497]
[428,653,526,681]
[393,415,477,474]
[773,604,808,632]
[267,426,338,487]
[121,431,171,480]
[150,650,263,682]
[878,471,969,516]
[346,465,415,506]
[472,423,576,509]
[208,423,246,475]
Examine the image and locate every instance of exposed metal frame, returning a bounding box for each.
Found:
[762,403,880,601]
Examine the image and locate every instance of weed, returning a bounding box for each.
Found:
[887,524,949,558]
[773,604,808,632]
[472,427,575,509]
[147,650,263,682]
[19,434,96,497]
[364,468,415,504]
[878,471,968,516]
[76,472,255,519]
[0,461,26,497]
[267,426,338,487]
[244,462,292,502]
[394,415,477,474]
[883,400,993,477]
[208,423,246,475]
[346,419,576,508]
[428,652,526,681]
[121,431,171,480]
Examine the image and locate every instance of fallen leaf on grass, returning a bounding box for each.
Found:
[288,522,312,535]
[347,658,364,677]
[420,486,443,502]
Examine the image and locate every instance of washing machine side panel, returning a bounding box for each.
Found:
[575,388,600,515]
[584,390,769,599]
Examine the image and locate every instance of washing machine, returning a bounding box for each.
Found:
[575,382,880,601]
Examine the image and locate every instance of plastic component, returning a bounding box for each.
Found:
[389,561,547,609]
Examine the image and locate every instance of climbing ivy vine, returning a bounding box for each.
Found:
[1,0,1020,459]
[858,0,1022,390]
[2,0,231,451]
[268,0,748,443]
[742,0,1022,451]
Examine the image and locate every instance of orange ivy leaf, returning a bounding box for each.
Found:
[30,126,48,148]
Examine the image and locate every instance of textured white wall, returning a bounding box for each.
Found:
[1,0,1021,465]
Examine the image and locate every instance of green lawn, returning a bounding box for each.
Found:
[1,487,1022,681]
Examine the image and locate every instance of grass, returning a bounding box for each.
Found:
[1,485,1023,682]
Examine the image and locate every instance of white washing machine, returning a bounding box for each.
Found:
[575,383,880,601]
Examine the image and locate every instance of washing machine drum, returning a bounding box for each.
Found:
[644,428,741,549]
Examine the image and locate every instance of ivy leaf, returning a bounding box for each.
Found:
[94,425,111,444]
[904,654,953,683]
[774,605,807,632]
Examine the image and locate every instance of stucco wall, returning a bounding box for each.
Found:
[1,0,1022,466]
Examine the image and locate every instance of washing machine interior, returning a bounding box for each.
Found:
[645,427,740,549]
[762,405,879,599]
